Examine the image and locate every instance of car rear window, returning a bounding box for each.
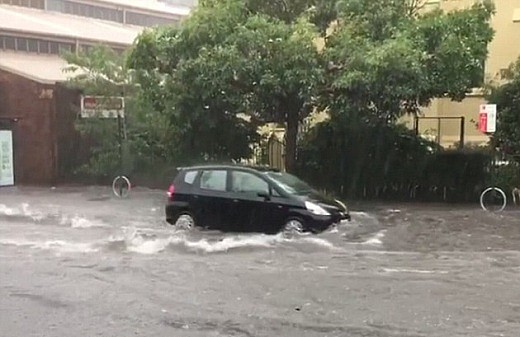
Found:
[184,170,198,185]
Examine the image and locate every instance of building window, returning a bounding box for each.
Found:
[79,44,127,55]
[49,41,59,54]
[0,35,75,54]
[38,40,49,53]
[80,44,92,53]
[0,0,43,8]
[58,43,72,54]
[46,0,124,23]
[16,38,28,51]
[126,11,176,27]
[3,36,15,50]
[27,38,38,52]
[47,0,64,11]
[499,68,510,80]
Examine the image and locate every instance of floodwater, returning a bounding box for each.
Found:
[1,186,520,337]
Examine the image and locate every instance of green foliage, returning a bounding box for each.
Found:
[200,0,337,32]
[129,0,324,171]
[487,58,520,160]
[63,45,175,179]
[489,162,520,195]
[63,46,135,96]
[308,0,495,198]
[296,119,439,195]
[62,0,498,193]
[296,120,493,201]
[323,0,495,122]
[421,150,491,201]
[414,0,495,101]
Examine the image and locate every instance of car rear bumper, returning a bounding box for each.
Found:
[165,204,181,224]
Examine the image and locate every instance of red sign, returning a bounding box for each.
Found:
[82,96,123,110]
[478,112,488,133]
[478,104,497,134]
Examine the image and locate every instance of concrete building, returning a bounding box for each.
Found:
[408,0,520,148]
[0,0,190,185]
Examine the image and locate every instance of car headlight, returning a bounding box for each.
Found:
[305,201,330,216]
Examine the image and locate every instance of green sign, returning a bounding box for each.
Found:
[0,130,14,186]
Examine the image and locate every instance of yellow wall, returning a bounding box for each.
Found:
[415,0,520,148]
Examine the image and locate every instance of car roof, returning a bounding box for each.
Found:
[176,164,281,173]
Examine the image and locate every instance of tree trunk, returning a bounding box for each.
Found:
[285,112,299,173]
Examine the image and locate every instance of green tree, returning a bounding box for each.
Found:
[63,45,173,179]
[129,0,323,172]
[324,0,495,120]
[129,30,261,163]
[487,58,520,159]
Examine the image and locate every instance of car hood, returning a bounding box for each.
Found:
[297,191,347,212]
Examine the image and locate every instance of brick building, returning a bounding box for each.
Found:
[0,0,190,185]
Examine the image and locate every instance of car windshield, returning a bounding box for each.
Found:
[265,172,314,195]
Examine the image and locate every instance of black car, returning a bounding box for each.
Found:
[165,165,350,234]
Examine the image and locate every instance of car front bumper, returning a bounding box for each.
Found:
[305,211,351,233]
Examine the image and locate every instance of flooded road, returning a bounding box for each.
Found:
[2,186,520,337]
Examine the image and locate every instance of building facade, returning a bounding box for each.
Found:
[0,0,189,185]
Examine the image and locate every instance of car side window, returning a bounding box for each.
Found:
[184,171,198,185]
[200,170,227,191]
[231,171,269,194]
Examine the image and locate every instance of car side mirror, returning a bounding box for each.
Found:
[257,191,271,201]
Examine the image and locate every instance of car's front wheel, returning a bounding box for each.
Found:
[282,217,304,237]
[173,213,195,230]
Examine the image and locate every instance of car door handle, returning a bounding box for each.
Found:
[232,199,240,203]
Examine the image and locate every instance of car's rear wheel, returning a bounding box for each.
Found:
[283,217,304,237]
[174,213,195,230]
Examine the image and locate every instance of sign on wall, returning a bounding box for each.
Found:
[0,130,14,186]
[80,96,125,118]
[478,104,497,134]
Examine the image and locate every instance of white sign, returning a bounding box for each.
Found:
[479,104,497,133]
[80,96,125,118]
[0,130,14,186]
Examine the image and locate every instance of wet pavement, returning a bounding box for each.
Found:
[1,186,520,337]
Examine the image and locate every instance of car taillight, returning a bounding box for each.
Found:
[167,184,175,200]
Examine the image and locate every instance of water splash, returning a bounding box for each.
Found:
[362,230,386,246]
[381,268,448,274]
[0,238,98,253]
[0,203,45,221]
[0,203,109,229]
[62,216,108,229]
[300,237,336,249]
[177,234,286,253]
[350,211,372,217]
[105,227,338,255]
